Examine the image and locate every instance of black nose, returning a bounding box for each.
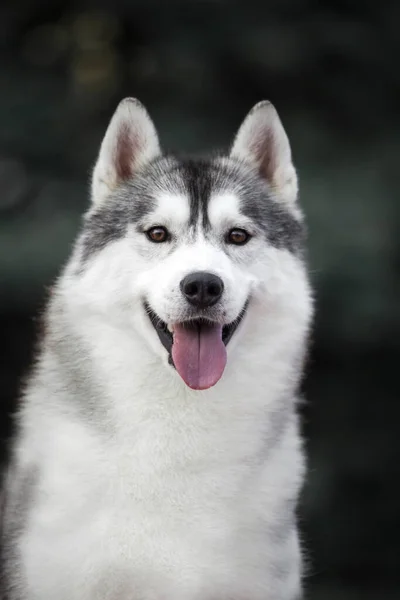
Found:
[180,272,224,308]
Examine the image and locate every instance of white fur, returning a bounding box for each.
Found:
[5,101,313,600]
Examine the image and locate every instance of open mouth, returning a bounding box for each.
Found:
[145,303,248,391]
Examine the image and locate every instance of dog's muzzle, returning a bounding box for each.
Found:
[145,300,248,391]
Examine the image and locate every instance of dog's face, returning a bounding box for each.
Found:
[69,99,312,391]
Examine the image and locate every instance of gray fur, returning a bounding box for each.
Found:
[80,177,156,265]
[1,466,38,598]
[80,155,304,266]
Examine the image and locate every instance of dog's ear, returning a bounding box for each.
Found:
[230,101,298,206]
[91,98,160,205]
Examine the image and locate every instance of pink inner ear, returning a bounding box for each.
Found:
[251,127,277,184]
[116,125,139,182]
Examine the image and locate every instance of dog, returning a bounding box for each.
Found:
[1,98,313,599]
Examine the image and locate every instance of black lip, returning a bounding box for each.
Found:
[144,302,248,359]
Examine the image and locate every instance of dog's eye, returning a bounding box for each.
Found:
[146,226,169,243]
[226,228,250,245]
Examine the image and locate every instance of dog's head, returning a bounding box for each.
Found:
[68,99,312,391]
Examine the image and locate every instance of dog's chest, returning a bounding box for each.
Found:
[87,447,270,598]
[91,410,269,551]
[26,406,288,599]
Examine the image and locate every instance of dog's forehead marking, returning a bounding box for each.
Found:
[208,192,242,227]
[79,157,305,267]
[152,191,190,225]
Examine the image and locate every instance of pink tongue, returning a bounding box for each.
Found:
[171,322,227,390]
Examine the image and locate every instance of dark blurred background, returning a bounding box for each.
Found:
[0,1,399,598]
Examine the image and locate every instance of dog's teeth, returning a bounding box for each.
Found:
[167,324,174,333]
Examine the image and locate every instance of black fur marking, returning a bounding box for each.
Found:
[179,157,305,254]
[80,155,305,265]
[158,157,305,254]
[181,161,213,229]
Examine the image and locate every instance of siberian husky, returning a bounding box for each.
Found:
[1,98,313,599]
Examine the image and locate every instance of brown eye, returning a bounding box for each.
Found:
[146,226,169,243]
[227,228,250,245]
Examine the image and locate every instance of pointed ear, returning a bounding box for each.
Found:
[91,98,160,205]
[230,101,298,206]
